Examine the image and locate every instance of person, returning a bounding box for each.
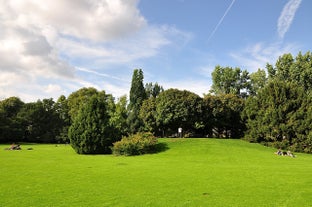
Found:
[287,150,295,158]
[275,148,282,155]
[9,143,16,150]
[9,143,21,150]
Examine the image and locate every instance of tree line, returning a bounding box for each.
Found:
[1,51,311,153]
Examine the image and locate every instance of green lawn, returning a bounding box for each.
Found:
[1,139,312,207]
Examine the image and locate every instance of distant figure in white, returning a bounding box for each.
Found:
[178,127,182,138]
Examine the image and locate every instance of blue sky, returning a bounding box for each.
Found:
[0,0,311,102]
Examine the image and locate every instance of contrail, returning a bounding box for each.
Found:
[207,0,236,42]
[277,0,302,39]
[76,67,130,83]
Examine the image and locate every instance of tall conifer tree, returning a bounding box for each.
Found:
[128,69,147,133]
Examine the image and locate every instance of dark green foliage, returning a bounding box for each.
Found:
[109,95,128,136]
[243,51,312,153]
[69,94,119,154]
[203,94,245,138]
[17,99,63,143]
[128,69,147,133]
[67,87,99,121]
[55,95,71,143]
[139,97,157,133]
[0,97,24,142]
[155,89,203,137]
[112,132,157,156]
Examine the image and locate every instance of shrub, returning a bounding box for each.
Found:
[69,95,118,154]
[112,132,157,156]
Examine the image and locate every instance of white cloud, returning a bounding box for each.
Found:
[0,0,189,102]
[230,42,301,72]
[277,0,302,39]
[5,0,146,42]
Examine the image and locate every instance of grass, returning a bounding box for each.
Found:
[1,138,312,207]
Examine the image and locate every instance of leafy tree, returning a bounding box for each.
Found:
[243,80,306,147]
[155,89,203,137]
[244,51,312,153]
[203,94,245,138]
[267,51,312,92]
[128,69,147,133]
[249,69,267,96]
[210,65,250,97]
[0,97,24,143]
[18,99,63,143]
[109,95,128,136]
[55,95,71,143]
[67,87,98,121]
[145,82,164,98]
[68,94,118,154]
[139,97,157,133]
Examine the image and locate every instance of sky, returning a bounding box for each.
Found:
[0,0,311,102]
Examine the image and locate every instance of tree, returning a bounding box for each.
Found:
[145,82,164,98]
[0,97,24,143]
[243,80,306,147]
[155,89,203,137]
[55,95,71,143]
[67,87,98,121]
[203,94,245,138]
[109,95,128,136]
[267,51,312,92]
[128,69,147,133]
[249,69,267,96]
[210,65,250,97]
[17,99,63,143]
[68,94,118,154]
[243,51,312,153]
[139,97,157,133]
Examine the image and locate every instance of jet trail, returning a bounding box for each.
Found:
[207,0,236,42]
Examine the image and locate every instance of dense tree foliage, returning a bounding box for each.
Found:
[0,97,24,142]
[67,87,99,121]
[68,94,118,154]
[17,99,64,143]
[1,52,312,154]
[128,69,147,133]
[210,66,250,98]
[203,94,245,138]
[244,51,312,153]
[145,82,164,98]
[109,95,128,137]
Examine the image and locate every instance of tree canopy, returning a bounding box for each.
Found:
[1,51,312,154]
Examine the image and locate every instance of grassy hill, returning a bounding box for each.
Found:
[1,138,312,207]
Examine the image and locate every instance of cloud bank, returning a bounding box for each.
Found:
[0,0,188,101]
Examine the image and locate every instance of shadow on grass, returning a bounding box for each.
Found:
[152,142,169,154]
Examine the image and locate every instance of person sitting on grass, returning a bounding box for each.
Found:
[9,143,21,150]
[275,148,283,156]
[287,150,295,158]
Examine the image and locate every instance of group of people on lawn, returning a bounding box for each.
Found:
[275,149,295,157]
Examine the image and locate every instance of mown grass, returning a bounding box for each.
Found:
[1,139,312,207]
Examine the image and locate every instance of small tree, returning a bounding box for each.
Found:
[68,94,118,154]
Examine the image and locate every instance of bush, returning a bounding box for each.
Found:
[112,132,157,156]
[69,95,119,154]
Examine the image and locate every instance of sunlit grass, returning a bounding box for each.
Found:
[1,139,312,207]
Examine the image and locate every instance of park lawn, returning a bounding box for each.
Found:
[1,139,312,207]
